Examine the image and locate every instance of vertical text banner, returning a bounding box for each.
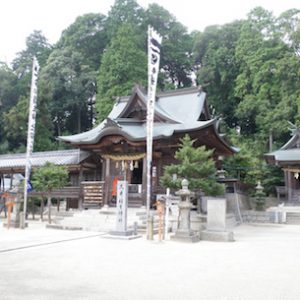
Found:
[146,26,162,229]
[23,57,39,226]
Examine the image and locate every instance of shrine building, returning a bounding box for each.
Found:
[57,85,236,208]
[265,125,300,202]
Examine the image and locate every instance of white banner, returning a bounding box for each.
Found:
[146,26,162,231]
[23,57,39,225]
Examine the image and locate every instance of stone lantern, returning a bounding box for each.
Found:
[171,179,200,242]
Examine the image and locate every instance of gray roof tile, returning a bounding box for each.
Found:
[0,149,91,170]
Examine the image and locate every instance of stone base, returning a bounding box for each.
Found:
[46,224,83,231]
[171,231,200,243]
[102,231,141,240]
[109,229,135,236]
[3,221,27,228]
[99,207,116,215]
[201,230,234,242]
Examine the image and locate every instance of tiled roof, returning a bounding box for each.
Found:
[0,149,91,170]
[58,87,210,145]
[265,149,300,162]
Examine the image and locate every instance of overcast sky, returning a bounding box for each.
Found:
[0,0,299,64]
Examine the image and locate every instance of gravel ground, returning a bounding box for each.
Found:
[0,221,300,300]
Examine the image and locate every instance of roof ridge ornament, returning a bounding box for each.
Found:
[103,118,121,129]
[288,121,300,136]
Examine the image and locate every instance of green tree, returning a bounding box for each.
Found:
[193,21,243,127]
[12,30,52,78]
[57,13,108,70]
[3,92,55,153]
[11,31,52,99]
[2,96,28,152]
[0,31,54,152]
[106,0,145,40]
[41,47,97,135]
[31,162,68,223]
[160,135,224,196]
[96,24,147,121]
[0,62,19,111]
[0,63,20,152]
[234,7,300,143]
[223,133,265,189]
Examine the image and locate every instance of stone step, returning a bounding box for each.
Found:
[286,213,300,224]
[55,211,74,217]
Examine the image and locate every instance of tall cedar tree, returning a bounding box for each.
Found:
[96,24,147,122]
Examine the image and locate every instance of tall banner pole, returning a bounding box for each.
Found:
[22,57,39,229]
[146,26,162,239]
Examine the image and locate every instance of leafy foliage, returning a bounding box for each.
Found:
[234,7,300,141]
[57,13,108,70]
[106,0,145,40]
[160,135,224,196]
[31,162,69,223]
[96,24,147,121]
[193,21,243,127]
[0,4,299,195]
[40,48,97,135]
[31,162,68,193]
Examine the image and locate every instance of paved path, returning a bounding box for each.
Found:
[1,221,300,300]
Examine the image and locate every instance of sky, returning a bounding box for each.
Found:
[0,0,299,64]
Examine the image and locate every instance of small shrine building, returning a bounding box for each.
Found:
[265,125,300,202]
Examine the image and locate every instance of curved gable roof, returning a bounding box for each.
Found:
[265,126,300,165]
[58,86,226,149]
[117,85,179,123]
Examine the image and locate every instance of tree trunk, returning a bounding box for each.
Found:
[77,105,81,133]
[269,129,273,152]
[32,199,35,220]
[47,196,51,224]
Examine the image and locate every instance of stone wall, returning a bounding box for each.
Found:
[247,196,279,210]
[241,210,276,223]
[226,193,251,212]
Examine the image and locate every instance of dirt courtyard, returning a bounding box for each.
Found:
[0,222,299,300]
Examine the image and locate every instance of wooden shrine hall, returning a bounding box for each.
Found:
[59,85,236,208]
[265,124,300,203]
[0,149,103,210]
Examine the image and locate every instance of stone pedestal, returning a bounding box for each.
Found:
[10,198,22,228]
[3,190,25,229]
[201,198,234,242]
[171,179,200,243]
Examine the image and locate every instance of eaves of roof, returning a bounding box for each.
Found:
[0,149,91,170]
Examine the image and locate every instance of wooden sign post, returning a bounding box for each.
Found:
[4,193,16,229]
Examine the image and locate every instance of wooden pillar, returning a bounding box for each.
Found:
[104,158,111,206]
[10,173,13,189]
[0,173,4,191]
[101,160,105,181]
[288,171,292,201]
[78,167,83,211]
[142,156,147,207]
